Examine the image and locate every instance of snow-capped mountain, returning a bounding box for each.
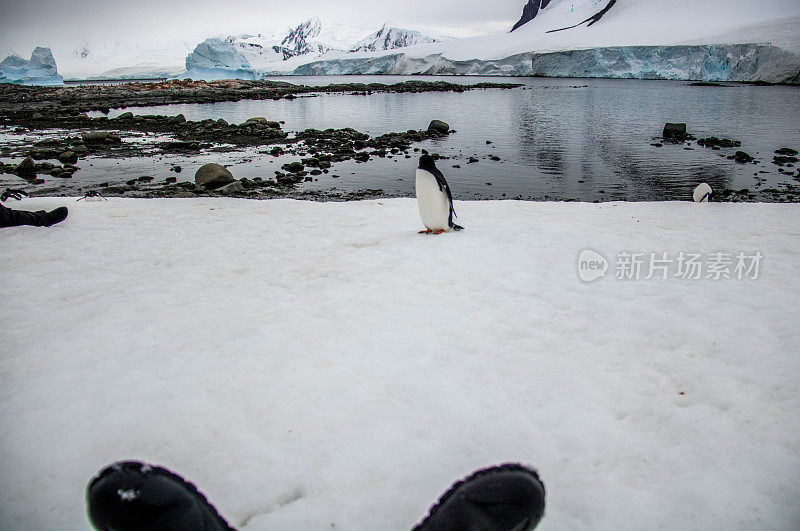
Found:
[184,18,444,78]
[291,0,800,83]
[350,24,442,52]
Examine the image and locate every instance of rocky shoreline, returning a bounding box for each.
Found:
[0,79,520,200]
[0,78,520,115]
[1,79,798,202]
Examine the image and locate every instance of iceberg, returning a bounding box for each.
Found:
[0,47,63,85]
[183,38,256,80]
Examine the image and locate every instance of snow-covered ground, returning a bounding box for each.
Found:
[1,197,799,530]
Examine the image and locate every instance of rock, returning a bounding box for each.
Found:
[216,119,228,126]
[82,131,120,143]
[115,112,134,120]
[169,114,186,124]
[511,0,548,32]
[71,144,88,154]
[282,161,305,173]
[732,151,755,163]
[170,165,182,173]
[137,176,154,183]
[14,157,36,177]
[216,181,245,194]
[427,120,450,134]
[775,147,798,156]
[195,163,234,189]
[697,137,741,148]
[31,112,45,120]
[165,176,177,184]
[58,151,78,164]
[244,117,281,128]
[662,122,687,139]
[773,155,799,166]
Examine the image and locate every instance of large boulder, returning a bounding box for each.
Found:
[663,123,687,138]
[195,163,234,189]
[58,151,78,164]
[244,117,281,129]
[14,157,36,177]
[427,120,450,135]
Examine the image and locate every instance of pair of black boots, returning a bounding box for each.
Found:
[0,203,69,228]
[87,461,545,530]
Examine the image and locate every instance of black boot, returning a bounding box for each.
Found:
[86,461,234,531]
[0,204,68,228]
[413,464,546,531]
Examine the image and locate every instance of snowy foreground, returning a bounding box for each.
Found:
[1,197,799,530]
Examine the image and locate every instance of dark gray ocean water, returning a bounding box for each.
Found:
[3,76,800,201]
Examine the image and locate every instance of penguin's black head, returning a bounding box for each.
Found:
[419,154,437,172]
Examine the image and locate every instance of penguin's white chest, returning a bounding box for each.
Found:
[416,169,450,231]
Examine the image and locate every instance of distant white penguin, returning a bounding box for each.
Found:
[415,154,464,234]
[693,183,713,202]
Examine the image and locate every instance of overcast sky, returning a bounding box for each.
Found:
[0,0,525,55]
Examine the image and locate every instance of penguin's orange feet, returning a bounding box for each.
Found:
[418,229,433,234]
[433,230,447,235]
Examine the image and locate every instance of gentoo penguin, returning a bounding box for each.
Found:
[693,183,713,202]
[416,154,464,234]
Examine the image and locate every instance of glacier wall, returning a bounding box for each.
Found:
[0,47,63,85]
[292,44,800,84]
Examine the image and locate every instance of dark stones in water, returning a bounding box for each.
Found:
[282,161,304,173]
[773,155,799,166]
[427,120,450,135]
[775,147,798,156]
[663,123,686,137]
[697,137,741,149]
[662,123,695,143]
[731,151,755,164]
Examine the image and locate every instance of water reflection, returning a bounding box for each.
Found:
[18,77,800,200]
